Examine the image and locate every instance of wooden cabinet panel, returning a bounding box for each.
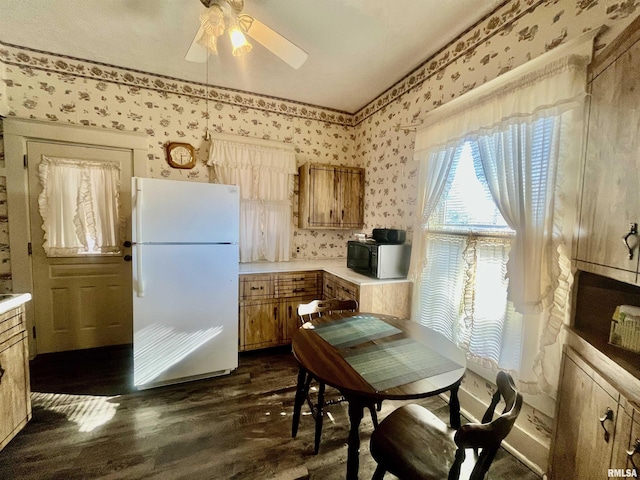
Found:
[298,162,364,229]
[281,295,318,344]
[240,299,281,351]
[549,347,623,480]
[336,167,364,228]
[0,306,31,452]
[575,23,640,284]
[611,399,640,472]
[359,282,412,319]
[307,165,335,227]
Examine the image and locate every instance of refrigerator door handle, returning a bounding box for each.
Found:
[134,178,145,297]
[135,177,143,244]
[136,244,145,298]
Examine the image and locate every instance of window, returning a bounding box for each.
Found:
[38,156,123,257]
[419,143,522,372]
[207,138,296,263]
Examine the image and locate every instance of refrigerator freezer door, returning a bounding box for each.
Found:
[133,243,238,388]
[133,177,239,244]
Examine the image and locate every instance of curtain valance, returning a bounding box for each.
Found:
[208,138,297,174]
[414,28,599,157]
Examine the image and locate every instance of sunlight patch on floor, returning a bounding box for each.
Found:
[31,391,120,433]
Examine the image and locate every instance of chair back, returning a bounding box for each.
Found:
[296,299,358,327]
[451,371,523,480]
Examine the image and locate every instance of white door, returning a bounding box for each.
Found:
[28,141,133,354]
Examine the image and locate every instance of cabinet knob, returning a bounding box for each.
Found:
[0,363,4,384]
[599,407,614,442]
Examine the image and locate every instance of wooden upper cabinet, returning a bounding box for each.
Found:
[575,19,640,285]
[298,162,364,229]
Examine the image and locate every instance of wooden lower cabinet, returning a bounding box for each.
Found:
[239,271,321,351]
[239,269,413,351]
[549,346,640,479]
[0,305,32,452]
[323,272,412,319]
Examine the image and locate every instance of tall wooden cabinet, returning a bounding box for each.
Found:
[553,19,640,478]
[0,303,32,452]
[575,18,640,285]
[298,162,364,229]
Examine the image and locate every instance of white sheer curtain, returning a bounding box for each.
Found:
[38,156,123,256]
[207,138,297,262]
[410,29,598,395]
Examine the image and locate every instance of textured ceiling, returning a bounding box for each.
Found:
[0,0,505,113]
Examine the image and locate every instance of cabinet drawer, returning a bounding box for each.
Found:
[0,308,25,345]
[323,273,358,301]
[277,271,321,298]
[239,274,275,300]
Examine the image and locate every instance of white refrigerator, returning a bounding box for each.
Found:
[131,177,239,389]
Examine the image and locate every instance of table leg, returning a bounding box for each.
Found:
[450,382,461,429]
[346,396,365,480]
[292,367,308,437]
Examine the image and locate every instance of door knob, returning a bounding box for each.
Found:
[623,223,638,260]
[124,255,132,262]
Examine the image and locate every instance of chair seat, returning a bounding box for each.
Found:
[370,404,459,480]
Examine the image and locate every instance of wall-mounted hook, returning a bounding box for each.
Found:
[623,222,638,260]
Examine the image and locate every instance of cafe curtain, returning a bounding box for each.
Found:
[38,155,123,256]
[409,29,598,395]
[208,138,297,262]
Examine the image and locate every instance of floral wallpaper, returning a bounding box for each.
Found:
[1,0,640,466]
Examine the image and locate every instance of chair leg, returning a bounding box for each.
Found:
[372,464,386,480]
[292,367,309,438]
[367,403,379,429]
[313,382,326,454]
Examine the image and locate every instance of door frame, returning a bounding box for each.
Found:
[3,118,148,357]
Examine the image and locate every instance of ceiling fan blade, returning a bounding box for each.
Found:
[185,25,208,63]
[238,14,308,69]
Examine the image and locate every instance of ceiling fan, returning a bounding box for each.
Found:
[185,0,308,69]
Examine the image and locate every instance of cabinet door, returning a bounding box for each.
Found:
[281,295,318,344]
[337,167,364,228]
[612,401,640,473]
[576,38,640,283]
[0,331,30,451]
[550,353,618,479]
[239,299,281,351]
[309,164,337,227]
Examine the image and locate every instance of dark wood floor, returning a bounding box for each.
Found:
[0,346,541,479]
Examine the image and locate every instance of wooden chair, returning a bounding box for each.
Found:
[369,370,523,480]
[291,299,380,454]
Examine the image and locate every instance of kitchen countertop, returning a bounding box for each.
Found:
[239,258,412,286]
[0,293,32,316]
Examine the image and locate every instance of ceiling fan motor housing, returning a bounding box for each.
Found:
[200,0,244,14]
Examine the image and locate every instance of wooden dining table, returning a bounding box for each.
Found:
[291,311,466,480]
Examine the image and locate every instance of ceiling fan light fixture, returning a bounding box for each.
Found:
[197,32,219,55]
[199,6,225,37]
[229,26,252,56]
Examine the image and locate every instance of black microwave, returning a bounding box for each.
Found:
[347,241,411,279]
